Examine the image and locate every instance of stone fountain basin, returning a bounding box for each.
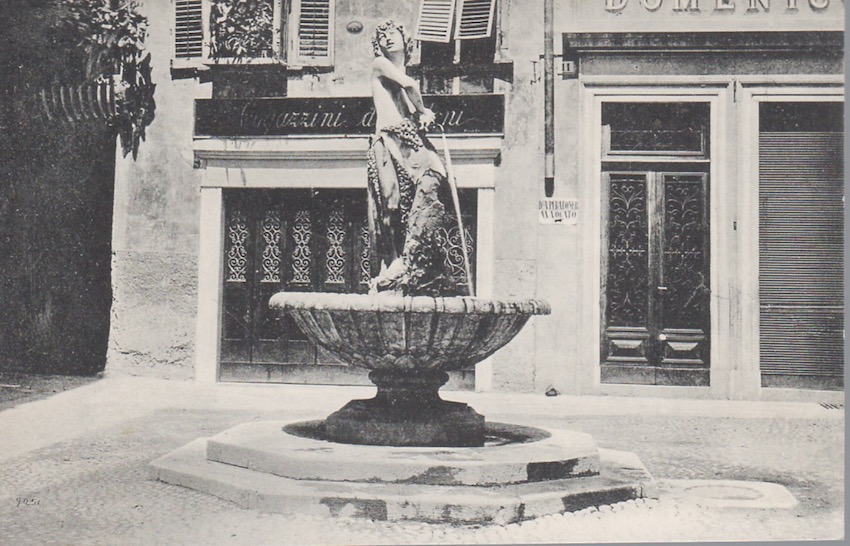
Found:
[269,292,551,372]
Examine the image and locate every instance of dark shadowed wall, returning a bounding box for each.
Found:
[0,0,116,375]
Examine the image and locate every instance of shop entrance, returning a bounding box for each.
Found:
[219,188,476,387]
[600,102,711,386]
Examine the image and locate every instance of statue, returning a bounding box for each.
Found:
[366,20,462,296]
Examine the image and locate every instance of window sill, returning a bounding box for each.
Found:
[171,58,334,80]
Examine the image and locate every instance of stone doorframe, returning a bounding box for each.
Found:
[191,135,502,390]
[577,79,731,399]
[577,75,844,400]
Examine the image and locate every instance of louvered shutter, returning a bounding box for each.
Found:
[415,0,457,43]
[454,0,495,40]
[759,130,844,387]
[174,0,203,60]
[293,0,334,66]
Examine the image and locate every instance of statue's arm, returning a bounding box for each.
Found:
[373,57,433,123]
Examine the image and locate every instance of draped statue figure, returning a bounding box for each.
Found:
[366,20,462,297]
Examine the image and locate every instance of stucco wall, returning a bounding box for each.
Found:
[37,0,844,397]
[107,0,428,378]
[107,0,207,378]
[487,2,546,392]
[107,0,567,390]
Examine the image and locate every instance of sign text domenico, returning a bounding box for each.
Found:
[605,0,833,12]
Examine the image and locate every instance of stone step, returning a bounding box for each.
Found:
[206,420,601,486]
[150,431,657,525]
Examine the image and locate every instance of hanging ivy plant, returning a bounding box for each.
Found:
[61,0,155,159]
[210,0,275,59]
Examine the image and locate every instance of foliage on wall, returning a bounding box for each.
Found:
[61,0,155,159]
[210,0,275,59]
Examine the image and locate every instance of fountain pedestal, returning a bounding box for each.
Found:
[268,293,550,448]
[149,292,658,524]
[324,370,485,447]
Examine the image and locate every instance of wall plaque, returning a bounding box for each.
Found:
[539,198,579,225]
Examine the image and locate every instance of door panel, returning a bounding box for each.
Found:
[220,190,370,382]
[602,171,710,386]
[658,174,710,377]
[221,206,253,364]
[602,173,652,375]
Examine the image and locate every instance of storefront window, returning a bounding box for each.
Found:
[602,102,709,157]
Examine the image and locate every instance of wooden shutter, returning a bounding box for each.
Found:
[293,0,334,66]
[174,0,203,60]
[759,130,844,387]
[415,0,457,43]
[454,0,496,40]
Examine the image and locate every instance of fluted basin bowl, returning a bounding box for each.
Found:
[269,292,551,373]
[270,292,551,447]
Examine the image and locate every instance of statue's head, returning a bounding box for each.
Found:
[372,20,413,63]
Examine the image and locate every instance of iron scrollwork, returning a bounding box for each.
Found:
[325,205,347,285]
[226,209,249,283]
[662,176,707,329]
[607,176,649,327]
[291,210,312,284]
[260,209,282,283]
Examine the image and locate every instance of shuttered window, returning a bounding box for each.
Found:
[454,0,496,40]
[174,0,203,59]
[758,102,844,390]
[416,0,495,43]
[172,0,334,67]
[293,0,334,66]
[415,0,457,43]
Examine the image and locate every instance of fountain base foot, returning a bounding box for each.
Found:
[324,398,485,447]
[324,369,485,447]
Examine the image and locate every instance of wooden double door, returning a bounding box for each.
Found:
[220,189,371,383]
[601,169,710,386]
[219,188,477,387]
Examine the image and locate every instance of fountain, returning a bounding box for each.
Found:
[270,293,550,448]
[149,21,656,524]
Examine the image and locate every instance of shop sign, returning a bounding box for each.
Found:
[539,198,578,225]
[556,0,842,32]
[194,94,504,137]
[604,0,835,11]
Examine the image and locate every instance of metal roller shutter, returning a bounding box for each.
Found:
[759,127,844,389]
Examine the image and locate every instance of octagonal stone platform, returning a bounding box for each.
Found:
[150,420,657,524]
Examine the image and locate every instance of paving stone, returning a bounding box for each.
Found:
[0,388,843,543]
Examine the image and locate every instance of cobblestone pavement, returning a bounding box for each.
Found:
[0,381,844,544]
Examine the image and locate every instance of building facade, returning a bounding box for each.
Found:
[109,0,844,400]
